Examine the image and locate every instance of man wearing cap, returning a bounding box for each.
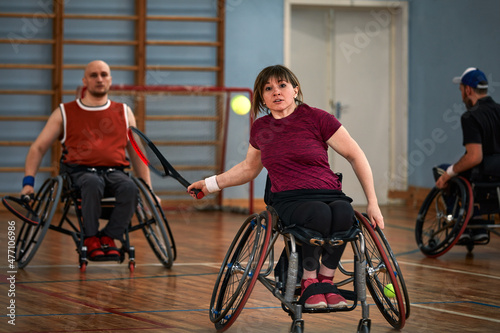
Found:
[436,67,500,188]
[435,67,500,242]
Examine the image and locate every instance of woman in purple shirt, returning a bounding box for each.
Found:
[189,65,384,309]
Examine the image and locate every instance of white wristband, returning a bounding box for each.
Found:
[205,175,221,193]
[446,164,458,177]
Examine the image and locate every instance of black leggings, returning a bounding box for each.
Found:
[289,200,354,272]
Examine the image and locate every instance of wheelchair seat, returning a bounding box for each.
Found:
[280,223,360,248]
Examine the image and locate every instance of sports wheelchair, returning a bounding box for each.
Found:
[209,197,410,332]
[415,164,500,257]
[13,171,176,272]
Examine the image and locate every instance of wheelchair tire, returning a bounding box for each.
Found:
[16,176,63,268]
[415,176,473,258]
[210,210,273,331]
[361,212,410,320]
[133,178,174,268]
[356,211,406,330]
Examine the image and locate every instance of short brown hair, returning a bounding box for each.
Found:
[252,65,303,118]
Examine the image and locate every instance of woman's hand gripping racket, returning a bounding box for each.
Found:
[2,195,40,225]
[127,126,204,199]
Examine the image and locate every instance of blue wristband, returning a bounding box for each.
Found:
[22,176,35,187]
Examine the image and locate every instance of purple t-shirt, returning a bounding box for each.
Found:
[250,103,342,192]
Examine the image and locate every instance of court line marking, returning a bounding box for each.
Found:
[397,260,500,280]
[10,301,500,325]
[5,271,500,325]
[4,259,500,281]
[6,259,500,280]
[0,262,222,269]
[15,282,175,329]
[411,303,500,323]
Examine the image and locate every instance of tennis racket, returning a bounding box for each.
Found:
[2,195,40,225]
[127,126,204,199]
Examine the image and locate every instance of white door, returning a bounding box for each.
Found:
[290,7,391,205]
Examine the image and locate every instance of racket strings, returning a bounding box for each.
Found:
[2,197,40,225]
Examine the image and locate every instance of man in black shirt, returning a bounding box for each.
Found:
[436,67,500,242]
[436,67,500,186]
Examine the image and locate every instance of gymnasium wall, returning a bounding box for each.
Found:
[1,0,500,201]
[407,0,500,188]
[0,0,282,203]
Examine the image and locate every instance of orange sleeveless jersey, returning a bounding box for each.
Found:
[60,99,130,167]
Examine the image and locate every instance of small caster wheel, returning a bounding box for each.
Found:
[357,318,371,333]
[80,261,87,273]
[129,260,136,273]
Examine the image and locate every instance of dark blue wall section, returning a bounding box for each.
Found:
[407,0,500,187]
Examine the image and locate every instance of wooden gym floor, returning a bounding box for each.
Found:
[1,204,499,333]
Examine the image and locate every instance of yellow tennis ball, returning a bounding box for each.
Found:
[384,283,395,298]
[231,95,251,115]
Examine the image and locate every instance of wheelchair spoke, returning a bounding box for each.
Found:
[214,221,260,318]
[149,223,168,252]
[216,265,253,323]
[365,250,403,325]
[210,211,273,330]
[133,178,176,268]
[358,211,406,329]
[416,177,473,258]
[133,178,174,268]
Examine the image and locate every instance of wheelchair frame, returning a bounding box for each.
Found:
[416,175,500,257]
[14,173,176,272]
[209,208,410,332]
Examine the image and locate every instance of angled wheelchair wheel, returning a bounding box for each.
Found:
[133,177,174,268]
[361,212,410,320]
[415,177,473,258]
[210,210,273,331]
[356,211,406,330]
[16,176,63,268]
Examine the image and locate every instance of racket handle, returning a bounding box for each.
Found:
[22,194,33,203]
[190,189,204,199]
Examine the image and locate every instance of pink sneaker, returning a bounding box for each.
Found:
[325,292,348,309]
[318,274,348,309]
[301,278,327,309]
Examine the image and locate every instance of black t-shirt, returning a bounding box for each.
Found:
[461,96,500,155]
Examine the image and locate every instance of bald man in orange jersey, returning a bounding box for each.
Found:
[22,60,151,260]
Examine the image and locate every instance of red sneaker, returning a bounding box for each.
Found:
[301,278,327,309]
[100,236,120,257]
[325,292,348,309]
[318,274,348,309]
[84,236,105,259]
